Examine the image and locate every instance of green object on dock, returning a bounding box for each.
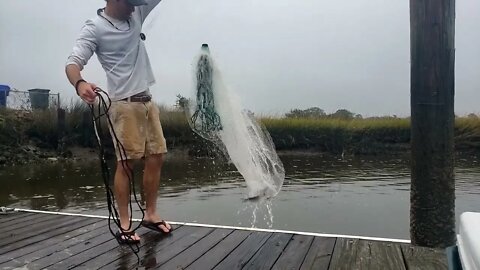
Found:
[28,89,50,110]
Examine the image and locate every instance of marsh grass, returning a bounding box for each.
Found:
[262,117,411,154]
[454,117,480,149]
[1,102,480,155]
[0,107,31,146]
[156,103,195,147]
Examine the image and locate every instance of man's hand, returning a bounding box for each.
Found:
[77,81,98,104]
[66,64,98,104]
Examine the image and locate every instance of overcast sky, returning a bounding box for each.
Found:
[0,0,478,117]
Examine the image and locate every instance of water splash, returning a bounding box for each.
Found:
[237,198,274,228]
[187,45,285,199]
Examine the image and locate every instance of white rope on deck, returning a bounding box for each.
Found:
[6,207,411,244]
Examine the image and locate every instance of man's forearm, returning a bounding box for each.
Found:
[65,64,83,87]
[66,64,97,103]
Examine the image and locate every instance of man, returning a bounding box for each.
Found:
[65,0,171,243]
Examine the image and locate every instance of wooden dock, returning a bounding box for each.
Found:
[0,210,448,269]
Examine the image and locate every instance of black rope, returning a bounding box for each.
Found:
[89,88,145,264]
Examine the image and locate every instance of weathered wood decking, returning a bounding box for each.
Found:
[0,211,448,269]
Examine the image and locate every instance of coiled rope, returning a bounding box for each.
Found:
[90,88,145,262]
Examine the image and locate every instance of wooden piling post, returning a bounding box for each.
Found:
[410,0,456,247]
[57,108,66,153]
[57,108,66,136]
[82,111,91,146]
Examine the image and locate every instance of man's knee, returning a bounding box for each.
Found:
[145,154,165,168]
[116,160,134,175]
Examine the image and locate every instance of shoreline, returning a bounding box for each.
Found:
[1,143,477,166]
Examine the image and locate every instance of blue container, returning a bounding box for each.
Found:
[0,85,10,107]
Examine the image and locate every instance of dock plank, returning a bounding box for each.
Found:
[1,213,57,233]
[329,238,406,270]
[401,244,448,270]
[24,225,116,269]
[213,231,272,270]
[95,226,213,270]
[54,227,160,270]
[0,218,102,268]
[0,211,34,222]
[119,225,198,270]
[242,232,293,270]
[53,238,121,269]
[145,226,214,268]
[186,230,252,270]
[1,214,68,238]
[0,216,86,255]
[0,212,450,270]
[55,231,150,269]
[300,237,336,270]
[77,225,188,269]
[271,234,315,270]
[158,228,233,269]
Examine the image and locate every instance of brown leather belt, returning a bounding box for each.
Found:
[121,94,152,102]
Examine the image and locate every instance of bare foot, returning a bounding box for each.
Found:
[143,214,172,233]
[116,229,141,244]
[119,223,141,241]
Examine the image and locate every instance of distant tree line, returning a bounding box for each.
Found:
[285,107,362,120]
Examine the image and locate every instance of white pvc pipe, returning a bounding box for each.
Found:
[10,208,411,244]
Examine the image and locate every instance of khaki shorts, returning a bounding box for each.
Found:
[109,100,167,161]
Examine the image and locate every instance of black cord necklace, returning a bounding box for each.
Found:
[97,8,130,31]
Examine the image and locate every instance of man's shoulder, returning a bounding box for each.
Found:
[83,15,102,29]
[80,14,111,36]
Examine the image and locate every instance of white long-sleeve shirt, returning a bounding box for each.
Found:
[66,0,162,101]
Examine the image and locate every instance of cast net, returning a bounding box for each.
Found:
[186,44,285,199]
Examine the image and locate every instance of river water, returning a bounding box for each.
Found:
[1,152,479,239]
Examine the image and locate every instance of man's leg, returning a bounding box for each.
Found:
[115,160,141,240]
[143,153,171,232]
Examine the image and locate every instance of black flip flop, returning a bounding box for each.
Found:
[141,220,172,234]
[115,230,140,245]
